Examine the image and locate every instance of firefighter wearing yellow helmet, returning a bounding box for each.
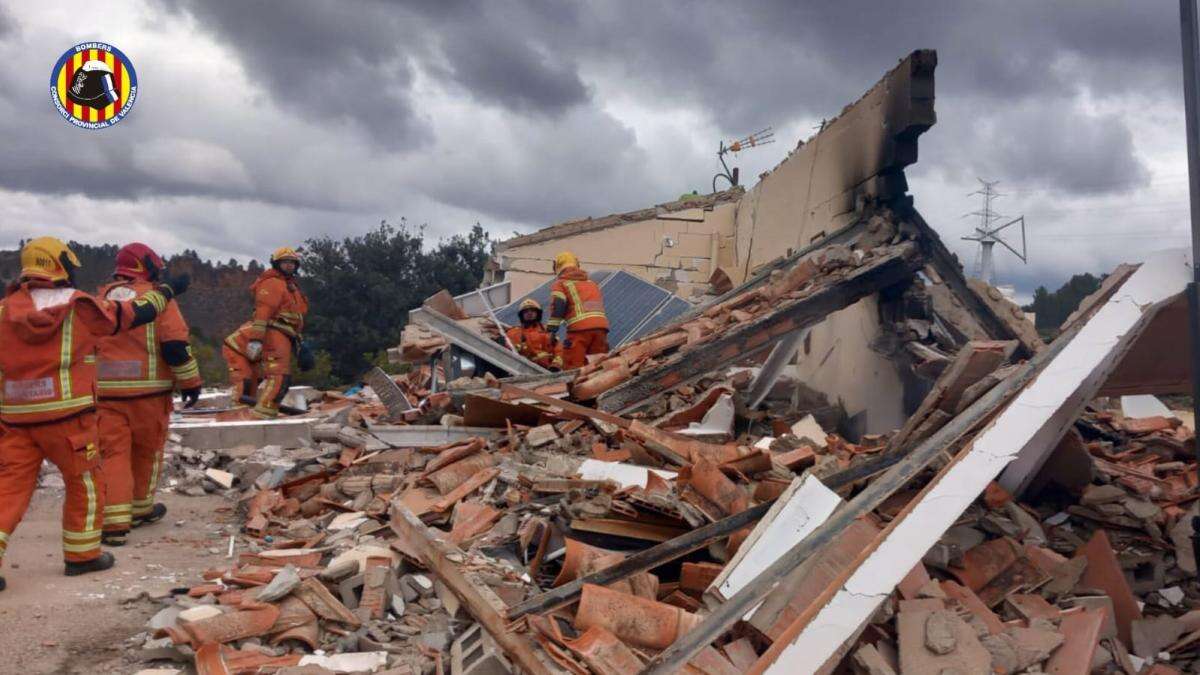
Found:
[504,298,561,370]
[547,251,608,370]
[222,246,312,418]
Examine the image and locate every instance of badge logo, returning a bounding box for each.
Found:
[50,42,138,129]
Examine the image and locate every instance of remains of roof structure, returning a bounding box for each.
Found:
[132,50,1196,675]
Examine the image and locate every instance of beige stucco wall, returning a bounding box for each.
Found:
[499,203,738,299]
[734,165,908,433]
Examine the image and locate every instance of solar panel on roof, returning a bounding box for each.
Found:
[495,270,613,327]
[494,269,688,347]
[598,271,671,346]
[622,296,692,345]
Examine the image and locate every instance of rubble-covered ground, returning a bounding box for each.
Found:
[100,366,1197,675]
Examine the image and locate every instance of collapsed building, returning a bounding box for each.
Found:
[493,48,1039,435]
[135,50,1197,675]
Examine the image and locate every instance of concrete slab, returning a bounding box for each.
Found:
[170,417,316,450]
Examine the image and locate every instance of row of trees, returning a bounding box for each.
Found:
[299,220,491,383]
[1021,272,1103,337]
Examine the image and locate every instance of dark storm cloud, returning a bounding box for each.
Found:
[0,3,13,38]
[158,0,591,138]
[0,0,1189,277]
[155,0,427,148]
[434,23,589,115]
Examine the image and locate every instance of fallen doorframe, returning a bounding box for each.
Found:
[752,248,1191,674]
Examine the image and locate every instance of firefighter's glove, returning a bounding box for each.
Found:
[141,254,161,282]
[245,340,263,362]
[179,386,201,409]
[157,272,191,299]
[298,342,316,371]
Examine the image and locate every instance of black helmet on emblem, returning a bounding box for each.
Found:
[67,60,119,110]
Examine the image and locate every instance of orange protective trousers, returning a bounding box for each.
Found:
[0,413,104,564]
[562,329,610,370]
[98,394,173,532]
[222,329,292,417]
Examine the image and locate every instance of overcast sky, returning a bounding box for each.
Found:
[0,1,1192,299]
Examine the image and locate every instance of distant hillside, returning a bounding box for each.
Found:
[0,242,261,348]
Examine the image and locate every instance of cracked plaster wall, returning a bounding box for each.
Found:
[498,202,737,300]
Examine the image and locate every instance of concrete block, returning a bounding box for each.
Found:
[170,417,316,450]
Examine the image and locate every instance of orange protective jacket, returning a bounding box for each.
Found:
[505,324,561,369]
[225,269,309,355]
[96,278,202,398]
[0,281,168,425]
[547,267,608,333]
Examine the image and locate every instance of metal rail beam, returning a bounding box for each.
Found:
[409,307,548,376]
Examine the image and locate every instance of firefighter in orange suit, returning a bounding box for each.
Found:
[96,243,203,545]
[547,251,609,370]
[0,237,188,590]
[505,299,562,370]
[222,247,310,418]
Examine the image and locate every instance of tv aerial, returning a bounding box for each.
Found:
[713,127,775,192]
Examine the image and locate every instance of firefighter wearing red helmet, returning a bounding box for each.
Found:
[95,243,203,545]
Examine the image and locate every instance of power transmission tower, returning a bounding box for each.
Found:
[962,178,1027,285]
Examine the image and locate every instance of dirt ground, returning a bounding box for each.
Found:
[0,489,234,674]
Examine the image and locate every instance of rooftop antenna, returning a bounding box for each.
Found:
[961,178,1027,285]
[713,127,775,192]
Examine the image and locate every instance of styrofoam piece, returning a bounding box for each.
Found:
[576,459,676,489]
[763,250,1190,674]
[710,475,841,612]
[678,394,735,437]
[298,652,389,672]
[1120,394,1175,420]
[790,414,828,448]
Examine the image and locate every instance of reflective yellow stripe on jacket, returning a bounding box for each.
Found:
[563,281,606,327]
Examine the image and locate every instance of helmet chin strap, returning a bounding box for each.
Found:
[59,252,78,288]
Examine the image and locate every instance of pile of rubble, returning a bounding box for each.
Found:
[855,407,1199,675]
[137,365,1200,675]
[118,183,1199,674]
[127,251,1192,675]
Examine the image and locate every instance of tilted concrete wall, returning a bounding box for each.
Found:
[728,50,937,434]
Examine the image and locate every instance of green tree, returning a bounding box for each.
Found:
[1022,273,1103,333]
[300,220,490,381]
[293,349,337,389]
[189,328,228,386]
